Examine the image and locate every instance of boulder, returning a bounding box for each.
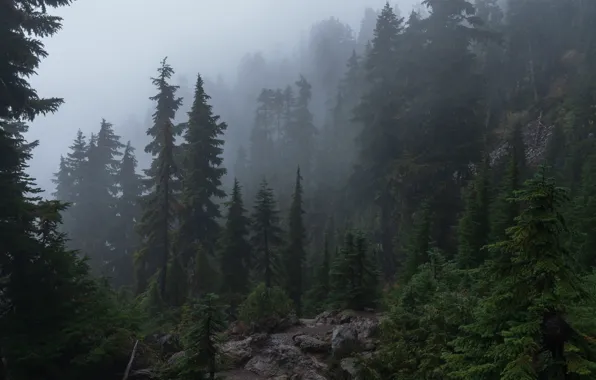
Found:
[245,342,326,378]
[293,334,331,353]
[331,325,361,359]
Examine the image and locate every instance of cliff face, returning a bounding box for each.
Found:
[490,114,554,167]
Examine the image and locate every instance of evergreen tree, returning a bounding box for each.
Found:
[490,124,526,242]
[283,168,306,316]
[448,168,596,379]
[305,232,331,314]
[218,179,251,315]
[329,231,379,310]
[178,73,227,265]
[456,157,491,269]
[109,141,142,288]
[402,200,433,281]
[136,57,183,297]
[1,3,139,379]
[179,294,226,380]
[285,77,316,185]
[250,179,283,288]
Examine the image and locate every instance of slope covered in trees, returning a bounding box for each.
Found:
[5,0,596,379]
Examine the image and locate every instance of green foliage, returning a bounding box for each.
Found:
[329,231,380,311]
[178,73,227,265]
[283,168,307,316]
[250,180,284,288]
[218,178,251,314]
[238,283,294,330]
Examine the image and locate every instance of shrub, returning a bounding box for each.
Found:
[238,283,294,332]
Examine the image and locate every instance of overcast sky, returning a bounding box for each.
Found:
[27,0,416,194]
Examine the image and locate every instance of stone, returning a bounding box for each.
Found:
[293,334,331,353]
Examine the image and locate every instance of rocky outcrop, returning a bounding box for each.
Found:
[137,310,381,379]
[217,310,381,379]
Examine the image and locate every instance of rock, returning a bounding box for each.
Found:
[302,369,328,380]
[339,310,357,324]
[293,334,331,353]
[340,357,358,377]
[331,325,361,359]
[245,343,326,378]
[167,351,186,365]
[219,333,270,368]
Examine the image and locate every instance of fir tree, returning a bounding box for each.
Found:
[490,124,526,242]
[178,73,227,265]
[402,200,433,281]
[283,168,307,316]
[109,141,142,288]
[448,167,596,379]
[305,232,331,314]
[329,231,379,310]
[456,157,491,269]
[177,294,226,380]
[136,57,183,297]
[218,179,251,314]
[250,179,283,288]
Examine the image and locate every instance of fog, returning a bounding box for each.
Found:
[27,0,417,194]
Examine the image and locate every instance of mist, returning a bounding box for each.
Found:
[27,0,417,193]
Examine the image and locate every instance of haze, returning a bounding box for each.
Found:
[26,0,417,193]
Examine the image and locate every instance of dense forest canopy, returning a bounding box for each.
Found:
[4,0,596,379]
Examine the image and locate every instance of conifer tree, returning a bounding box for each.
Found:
[448,168,596,379]
[176,294,226,380]
[109,141,142,288]
[219,179,251,314]
[1,3,140,379]
[136,57,183,297]
[178,73,227,265]
[456,157,491,269]
[490,124,526,242]
[285,77,316,185]
[402,200,433,280]
[251,179,283,288]
[329,231,379,310]
[283,168,307,316]
[305,232,331,314]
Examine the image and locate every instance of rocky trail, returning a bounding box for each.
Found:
[132,310,383,380]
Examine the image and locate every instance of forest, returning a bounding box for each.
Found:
[4,0,596,379]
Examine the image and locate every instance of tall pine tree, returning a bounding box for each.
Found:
[136,57,183,297]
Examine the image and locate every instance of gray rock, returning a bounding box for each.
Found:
[331,325,361,359]
[293,334,330,353]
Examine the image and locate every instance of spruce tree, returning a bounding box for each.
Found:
[449,168,596,379]
[110,141,142,288]
[456,157,491,269]
[329,231,379,310]
[305,232,331,314]
[250,179,283,288]
[402,200,433,281]
[283,168,307,316]
[178,73,227,265]
[137,57,183,297]
[218,179,251,315]
[177,294,226,380]
[1,3,140,379]
[490,124,526,242]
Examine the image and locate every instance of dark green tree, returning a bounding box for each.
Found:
[109,141,142,288]
[402,200,433,281]
[218,179,251,315]
[250,179,283,288]
[136,57,183,297]
[490,124,526,242]
[178,73,227,265]
[283,168,307,316]
[456,157,491,269]
[178,294,226,380]
[448,168,596,379]
[329,231,379,310]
